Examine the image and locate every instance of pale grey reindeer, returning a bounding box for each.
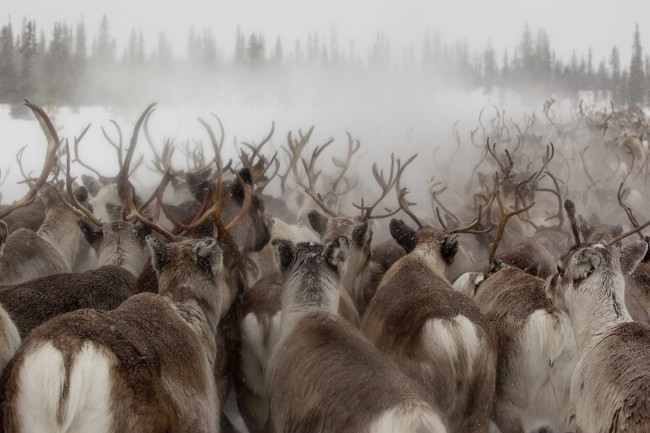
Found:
[544,199,650,432]
[0,233,245,433]
[473,263,576,433]
[267,237,448,433]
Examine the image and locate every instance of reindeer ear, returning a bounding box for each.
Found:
[231,169,253,203]
[389,219,417,253]
[621,241,648,275]
[193,238,222,276]
[77,219,103,249]
[440,234,458,265]
[352,220,372,248]
[133,222,152,244]
[612,225,624,238]
[147,235,170,273]
[74,186,89,203]
[308,210,328,237]
[568,247,601,281]
[325,236,350,271]
[578,214,592,238]
[272,239,296,273]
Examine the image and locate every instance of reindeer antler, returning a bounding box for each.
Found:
[0,101,61,220]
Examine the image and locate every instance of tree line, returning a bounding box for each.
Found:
[0,15,648,115]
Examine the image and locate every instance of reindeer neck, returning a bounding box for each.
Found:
[163,280,223,340]
[280,269,340,337]
[569,274,632,354]
[97,241,146,278]
[412,245,449,282]
[37,205,82,265]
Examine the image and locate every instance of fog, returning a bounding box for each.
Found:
[1,1,649,224]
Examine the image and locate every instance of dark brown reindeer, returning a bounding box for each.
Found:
[266,237,448,433]
[360,182,497,433]
[0,103,250,433]
[545,199,650,433]
[0,102,92,285]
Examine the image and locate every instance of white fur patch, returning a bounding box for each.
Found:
[369,400,448,433]
[423,315,481,379]
[15,341,113,433]
[518,309,576,432]
[452,272,483,298]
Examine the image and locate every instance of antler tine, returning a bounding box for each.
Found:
[223,174,253,232]
[122,103,177,242]
[0,101,61,220]
[72,123,108,183]
[353,154,414,222]
[64,140,102,226]
[288,127,338,217]
[390,154,421,227]
[101,120,124,171]
[536,170,564,228]
[445,205,494,235]
[429,180,460,226]
[487,174,535,264]
[0,167,9,186]
[617,180,645,240]
[256,152,280,193]
[15,145,34,184]
[579,145,597,185]
[142,107,159,155]
[608,218,650,245]
[330,131,361,193]
[534,143,555,179]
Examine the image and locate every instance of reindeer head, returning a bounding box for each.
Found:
[221,168,271,253]
[147,235,245,319]
[272,237,350,315]
[77,219,152,276]
[307,210,372,286]
[546,242,647,318]
[390,219,458,276]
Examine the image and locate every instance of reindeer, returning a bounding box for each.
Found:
[472,263,576,433]
[0,233,243,433]
[235,130,382,433]
[267,237,448,433]
[0,103,93,285]
[0,217,151,338]
[546,201,650,432]
[360,179,497,433]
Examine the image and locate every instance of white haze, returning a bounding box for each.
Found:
[0,0,645,212]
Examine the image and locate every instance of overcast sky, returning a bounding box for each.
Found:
[5,0,650,65]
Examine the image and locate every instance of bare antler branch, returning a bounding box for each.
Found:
[0,101,61,220]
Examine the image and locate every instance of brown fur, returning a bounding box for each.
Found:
[0,199,45,234]
[0,185,89,285]
[474,266,575,433]
[0,236,241,433]
[268,238,446,433]
[361,222,497,433]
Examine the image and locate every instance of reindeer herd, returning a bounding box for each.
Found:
[0,99,649,433]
